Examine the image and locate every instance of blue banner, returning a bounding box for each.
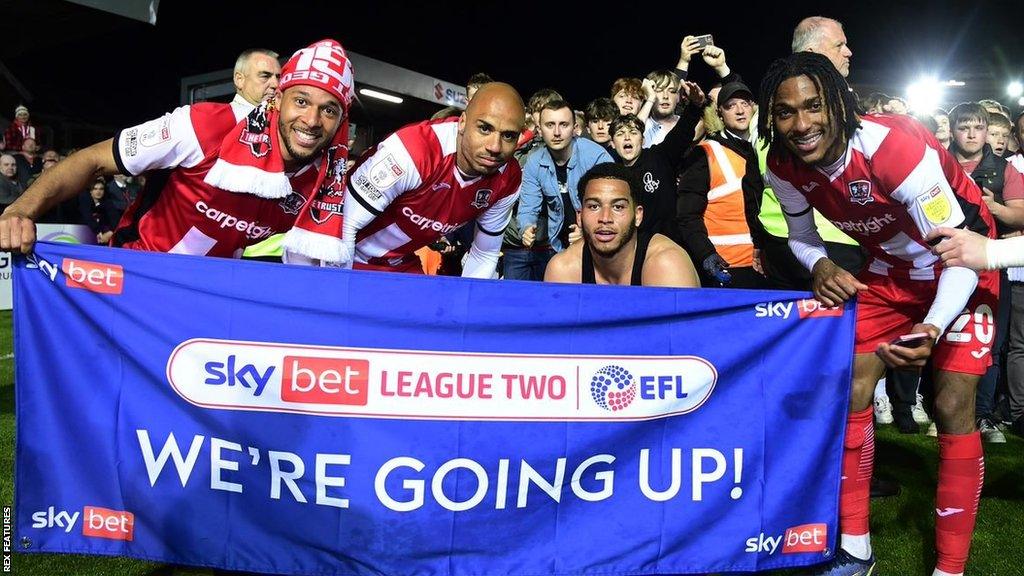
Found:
[14,242,854,575]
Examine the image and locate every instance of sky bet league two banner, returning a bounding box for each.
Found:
[14,242,854,575]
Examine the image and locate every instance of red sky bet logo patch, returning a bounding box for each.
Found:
[62,259,124,295]
[796,299,842,319]
[782,523,827,553]
[280,356,369,405]
[82,506,134,541]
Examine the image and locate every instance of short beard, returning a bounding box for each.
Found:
[279,117,323,165]
[587,221,637,258]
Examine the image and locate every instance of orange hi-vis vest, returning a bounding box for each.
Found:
[699,139,753,268]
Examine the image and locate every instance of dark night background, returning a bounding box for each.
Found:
[2,0,1023,148]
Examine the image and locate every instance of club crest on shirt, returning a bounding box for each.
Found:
[278,192,304,215]
[848,180,873,205]
[471,188,492,209]
[239,103,271,158]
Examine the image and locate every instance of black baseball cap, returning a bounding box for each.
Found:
[717,82,754,106]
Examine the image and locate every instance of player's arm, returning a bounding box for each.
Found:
[644,240,701,287]
[928,227,1024,270]
[463,191,519,279]
[768,169,866,305]
[0,140,119,252]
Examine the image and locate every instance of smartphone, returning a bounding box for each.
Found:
[694,34,714,49]
[890,332,930,348]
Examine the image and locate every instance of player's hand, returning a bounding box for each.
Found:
[679,36,702,63]
[522,224,537,248]
[925,226,989,271]
[567,224,582,245]
[96,230,113,245]
[811,258,867,307]
[641,78,657,102]
[875,323,940,369]
[0,208,37,254]
[680,81,706,107]
[701,45,727,69]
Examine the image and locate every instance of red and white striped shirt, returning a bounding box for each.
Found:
[344,118,521,273]
[767,115,995,281]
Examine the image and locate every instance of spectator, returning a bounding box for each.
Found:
[502,89,565,281]
[3,105,36,152]
[573,110,585,137]
[79,179,119,245]
[15,137,41,189]
[791,16,853,77]
[885,96,908,115]
[519,100,613,255]
[466,72,494,102]
[583,98,617,147]
[986,111,1012,157]
[677,81,767,288]
[643,70,681,148]
[232,48,281,113]
[861,92,890,114]
[611,77,646,116]
[610,79,703,236]
[0,154,22,210]
[933,108,951,148]
[104,173,138,223]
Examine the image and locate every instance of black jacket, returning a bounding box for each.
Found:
[622,103,702,236]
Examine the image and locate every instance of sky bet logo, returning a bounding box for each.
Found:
[32,505,134,540]
[754,299,843,320]
[745,523,827,555]
[203,354,368,405]
[62,258,124,294]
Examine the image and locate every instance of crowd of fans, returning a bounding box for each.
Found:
[1,105,145,243]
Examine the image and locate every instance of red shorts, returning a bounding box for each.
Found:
[854,270,999,375]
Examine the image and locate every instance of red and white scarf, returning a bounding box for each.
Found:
[203,39,355,262]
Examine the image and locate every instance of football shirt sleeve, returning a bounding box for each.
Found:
[346,132,424,215]
[767,169,829,272]
[113,106,205,176]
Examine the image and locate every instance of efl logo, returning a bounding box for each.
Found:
[82,506,134,541]
[280,356,369,405]
[62,258,123,294]
[782,523,827,554]
[796,299,843,319]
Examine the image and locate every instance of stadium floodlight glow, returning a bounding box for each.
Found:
[906,76,943,113]
[1008,81,1024,98]
[1018,96,1024,107]
[944,80,965,87]
[359,88,404,104]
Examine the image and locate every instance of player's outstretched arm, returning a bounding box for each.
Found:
[0,139,119,253]
[925,226,1024,271]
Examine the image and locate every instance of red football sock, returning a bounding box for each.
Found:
[935,432,983,574]
[839,406,874,536]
